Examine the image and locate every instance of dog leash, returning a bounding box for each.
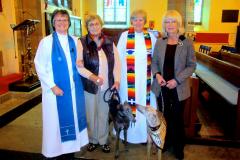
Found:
[160,88,165,114]
[103,87,136,127]
[103,87,121,103]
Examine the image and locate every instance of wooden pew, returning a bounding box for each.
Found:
[219,51,240,67]
[208,51,240,67]
[184,76,200,138]
[196,52,240,88]
[195,52,240,140]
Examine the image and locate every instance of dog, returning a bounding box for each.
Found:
[136,104,167,160]
[104,88,136,159]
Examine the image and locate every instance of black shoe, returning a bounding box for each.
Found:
[87,143,98,152]
[101,144,110,153]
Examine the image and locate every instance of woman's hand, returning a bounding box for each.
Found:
[156,74,166,86]
[89,74,103,86]
[94,76,104,86]
[76,60,84,68]
[111,81,120,90]
[166,79,177,89]
[51,86,64,96]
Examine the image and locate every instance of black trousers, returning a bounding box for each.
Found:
[157,87,186,159]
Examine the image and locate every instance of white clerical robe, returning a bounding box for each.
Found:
[34,33,88,158]
[117,31,157,143]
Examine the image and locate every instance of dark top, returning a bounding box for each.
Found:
[163,44,177,81]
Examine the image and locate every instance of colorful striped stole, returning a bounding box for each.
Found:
[126,27,152,116]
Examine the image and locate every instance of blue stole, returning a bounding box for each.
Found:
[51,32,87,142]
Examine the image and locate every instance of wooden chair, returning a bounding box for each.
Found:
[220,45,237,53]
[199,45,212,54]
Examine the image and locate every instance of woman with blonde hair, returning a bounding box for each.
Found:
[117,9,157,143]
[151,10,196,160]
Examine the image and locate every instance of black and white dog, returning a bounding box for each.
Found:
[104,88,136,159]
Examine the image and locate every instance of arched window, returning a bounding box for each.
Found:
[103,0,129,27]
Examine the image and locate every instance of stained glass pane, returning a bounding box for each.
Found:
[104,8,115,22]
[104,0,114,8]
[194,0,203,23]
[104,0,127,25]
[116,0,126,7]
[116,8,126,22]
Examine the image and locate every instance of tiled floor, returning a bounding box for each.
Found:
[0,103,240,160]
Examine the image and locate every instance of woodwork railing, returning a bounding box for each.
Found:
[219,51,240,67]
[209,51,240,67]
[196,52,240,88]
[195,51,240,140]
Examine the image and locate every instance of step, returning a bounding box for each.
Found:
[0,87,42,127]
[0,92,11,104]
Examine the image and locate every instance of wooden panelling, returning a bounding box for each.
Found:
[0,51,3,77]
[184,76,200,137]
[0,51,3,67]
[0,0,2,12]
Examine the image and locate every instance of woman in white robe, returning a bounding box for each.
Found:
[117,9,157,143]
[34,9,88,159]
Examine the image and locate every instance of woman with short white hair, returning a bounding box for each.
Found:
[117,9,158,144]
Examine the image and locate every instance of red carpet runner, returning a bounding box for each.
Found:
[0,73,23,95]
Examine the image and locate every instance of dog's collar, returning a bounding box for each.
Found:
[149,124,160,132]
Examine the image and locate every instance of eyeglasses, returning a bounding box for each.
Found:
[132,17,145,21]
[164,19,177,24]
[88,22,100,27]
[54,19,69,23]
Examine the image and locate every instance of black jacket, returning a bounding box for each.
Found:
[80,34,115,94]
